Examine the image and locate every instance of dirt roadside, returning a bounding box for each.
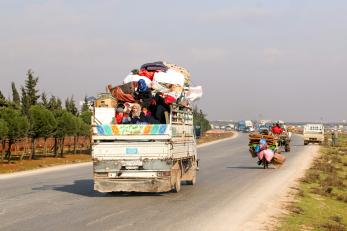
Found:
[241,145,320,231]
[193,144,320,231]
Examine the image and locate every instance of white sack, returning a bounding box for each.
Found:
[123,74,152,85]
[153,69,185,87]
[94,107,115,125]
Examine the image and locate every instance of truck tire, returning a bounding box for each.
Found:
[173,172,181,193]
[186,170,197,185]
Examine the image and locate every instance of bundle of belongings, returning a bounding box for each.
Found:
[108,61,203,125]
[248,133,286,167]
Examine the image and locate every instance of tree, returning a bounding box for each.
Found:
[65,96,78,116]
[11,82,20,106]
[0,90,8,107]
[0,108,29,162]
[48,96,63,113]
[21,87,30,116]
[41,92,49,108]
[81,96,90,113]
[80,96,92,125]
[55,111,77,157]
[28,105,57,159]
[25,69,40,106]
[80,110,92,125]
[193,107,211,133]
[0,119,9,162]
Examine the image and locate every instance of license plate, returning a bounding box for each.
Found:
[108,173,117,178]
[125,147,138,155]
[122,160,142,167]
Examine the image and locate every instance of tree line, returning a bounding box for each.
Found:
[193,106,211,134]
[0,69,92,162]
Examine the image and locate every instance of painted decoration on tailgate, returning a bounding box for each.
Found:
[96,124,170,136]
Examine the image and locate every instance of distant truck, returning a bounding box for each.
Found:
[92,104,198,193]
[236,121,246,132]
[303,124,325,145]
[245,120,255,132]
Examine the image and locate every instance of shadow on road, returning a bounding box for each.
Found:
[226,166,276,170]
[33,179,164,197]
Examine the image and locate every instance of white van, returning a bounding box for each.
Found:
[303,124,325,145]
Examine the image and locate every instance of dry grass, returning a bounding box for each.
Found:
[197,132,233,144]
[0,154,91,174]
[278,134,347,231]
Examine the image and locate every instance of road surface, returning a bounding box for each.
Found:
[0,134,317,231]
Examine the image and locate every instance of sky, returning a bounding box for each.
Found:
[0,0,346,122]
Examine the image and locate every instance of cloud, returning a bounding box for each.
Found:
[263,48,285,64]
[189,47,228,62]
[195,8,272,24]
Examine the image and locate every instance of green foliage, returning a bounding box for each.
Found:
[65,96,78,116]
[193,107,211,133]
[80,110,92,125]
[0,90,8,107]
[75,117,90,137]
[48,96,63,113]
[11,82,20,106]
[24,69,40,106]
[0,119,9,140]
[55,111,77,138]
[40,92,49,108]
[0,108,28,141]
[21,86,30,116]
[28,105,57,139]
[81,96,90,113]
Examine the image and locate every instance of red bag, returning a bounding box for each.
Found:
[139,68,155,81]
[164,95,176,104]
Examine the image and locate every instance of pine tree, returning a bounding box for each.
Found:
[11,82,20,105]
[41,92,49,108]
[65,96,78,116]
[48,96,62,113]
[21,87,30,116]
[25,69,40,106]
[0,91,6,107]
[81,96,90,113]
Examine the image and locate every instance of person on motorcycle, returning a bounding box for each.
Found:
[272,123,283,135]
[255,139,268,165]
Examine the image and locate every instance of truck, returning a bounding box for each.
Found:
[245,120,255,132]
[91,103,198,193]
[303,124,325,145]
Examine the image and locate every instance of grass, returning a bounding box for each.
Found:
[278,134,347,231]
[197,132,233,144]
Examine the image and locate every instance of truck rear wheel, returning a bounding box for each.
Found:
[173,172,181,193]
[186,170,197,185]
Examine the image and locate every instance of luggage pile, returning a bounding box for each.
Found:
[249,133,277,155]
[105,61,202,125]
[248,133,286,167]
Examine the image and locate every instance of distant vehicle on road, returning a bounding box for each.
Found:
[245,120,255,132]
[303,124,325,145]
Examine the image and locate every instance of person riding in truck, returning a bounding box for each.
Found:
[271,123,283,135]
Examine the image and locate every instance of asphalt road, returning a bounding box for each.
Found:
[0,134,313,231]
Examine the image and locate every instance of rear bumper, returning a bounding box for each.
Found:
[94,177,172,193]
